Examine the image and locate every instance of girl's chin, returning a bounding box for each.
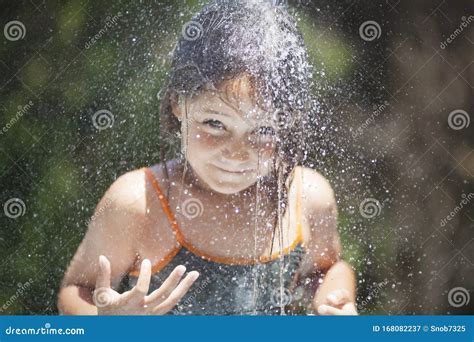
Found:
[207,181,255,195]
[187,162,265,194]
[189,166,255,194]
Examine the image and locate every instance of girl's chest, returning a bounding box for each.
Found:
[174,195,276,255]
[139,166,310,263]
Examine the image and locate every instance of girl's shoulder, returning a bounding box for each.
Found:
[297,165,336,211]
[104,159,181,214]
[102,167,149,216]
[297,166,340,269]
[102,161,181,252]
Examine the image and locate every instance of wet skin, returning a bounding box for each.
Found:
[58,75,357,315]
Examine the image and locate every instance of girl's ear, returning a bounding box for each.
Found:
[170,92,183,121]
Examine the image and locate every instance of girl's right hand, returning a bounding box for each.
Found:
[93,255,199,315]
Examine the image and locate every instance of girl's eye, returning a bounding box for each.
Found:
[203,119,226,130]
[257,126,276,136]
[249,126,278,146]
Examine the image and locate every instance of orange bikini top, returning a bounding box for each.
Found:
[129,166,304,276]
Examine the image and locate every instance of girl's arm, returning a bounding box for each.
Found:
[301,167,357,315]
[57,284,98,315]
[57,170,147,315]
[313,260,357,315]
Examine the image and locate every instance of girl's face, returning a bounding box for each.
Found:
[173,78,279,195]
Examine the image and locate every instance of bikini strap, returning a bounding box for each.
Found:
[128,167,183,276]
[143,167,184,242]
[272,166,304,251]
[131,165,304,275]
[295,166,304,244]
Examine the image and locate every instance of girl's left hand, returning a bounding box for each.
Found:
[317,289,358,315]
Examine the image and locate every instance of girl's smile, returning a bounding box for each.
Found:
[213,164,256,174]
[172,74,279,195]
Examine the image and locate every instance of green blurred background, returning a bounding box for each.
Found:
[1,0,473,315]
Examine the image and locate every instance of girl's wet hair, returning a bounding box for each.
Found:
[160,0,314,166]
[158,0,316,254]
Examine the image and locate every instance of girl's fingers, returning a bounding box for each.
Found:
[94,255,118,308]
[145,265,187,305]
[135,259,152,293]
[126,259,152,304]
[317,304,344,315]
[95,255,111,289]
[93,287,118,308]
[151,271,199,314]
[342,302,359,315]
[318,302,358,316]
[326,289,351,306]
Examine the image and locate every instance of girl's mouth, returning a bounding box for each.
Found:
[213,165,255,174]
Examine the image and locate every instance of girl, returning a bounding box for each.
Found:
[58,0,357,315]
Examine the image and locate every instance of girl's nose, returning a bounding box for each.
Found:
[222,138,250,161]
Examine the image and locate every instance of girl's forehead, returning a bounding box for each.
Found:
[193,75,278,128]
[197,90,277,128]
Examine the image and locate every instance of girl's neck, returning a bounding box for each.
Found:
[181,160,258,201]
[173,157,279,204]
